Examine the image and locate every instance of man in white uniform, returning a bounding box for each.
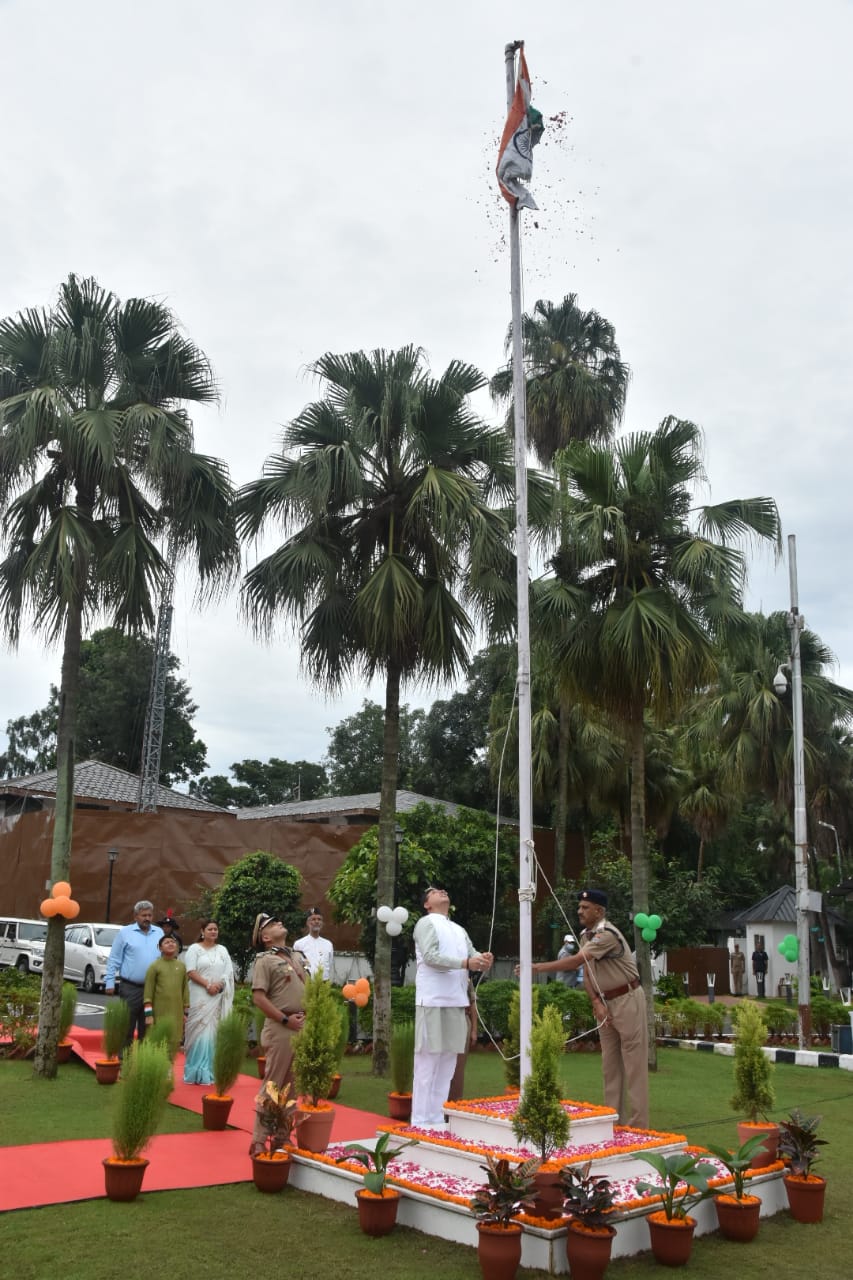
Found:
[412,885,493,1128]
[292,907,335,980]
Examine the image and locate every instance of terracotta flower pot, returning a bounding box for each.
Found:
[565,1221,616,1279]
[388,1091,413,1122]
[256,1055,267,1079]
[356,1187,400,1236]
[714,1193,762,1242]
[56,1040,74,1064]
[295,1103,335,1153]
[532,1167,564,1220]
[251,1150,292,1193]
[95,1058,121,1085]
[646,1211,696,1266]
[103,1157,148,1202]
[202,1093,234,1130]
[737,1120,779,1168]
[326,1073,341,1100]
[476,1222,523,1280]
[784,1174,826,1223]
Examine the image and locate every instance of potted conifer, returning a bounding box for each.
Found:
[56,982,78,1063]
[512,1005,570,1218]
[95,999,131,1084]
[292,971,341,1152]
[103,1038,173,1200]
[388,1019,415,1121]
[731,1001,778,1166]
[202,1009,248,1129]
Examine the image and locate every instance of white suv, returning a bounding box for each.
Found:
[63,922,121,992]
[0,918,48,975]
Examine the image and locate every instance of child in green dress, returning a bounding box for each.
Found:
[143,934,189,1057]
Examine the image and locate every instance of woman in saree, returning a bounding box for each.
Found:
[183,920,235,1084]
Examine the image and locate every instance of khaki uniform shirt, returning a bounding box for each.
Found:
[252,947,307,1016]
[580,919,639,999]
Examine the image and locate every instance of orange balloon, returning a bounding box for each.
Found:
[52,895,72,917]
[342,983,356,1000]
[63,899,81,919]
[354,992,369,1008]
[354,977,370,995]
[41,898,59,917]
[51,881,72,898]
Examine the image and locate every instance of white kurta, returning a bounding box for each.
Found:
[411,912,479,1127]
[292,933,335,979]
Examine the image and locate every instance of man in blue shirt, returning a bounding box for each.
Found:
[105,901,164,1046]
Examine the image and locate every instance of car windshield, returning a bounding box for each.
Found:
[93,927,119,947]
[19,923,48,942]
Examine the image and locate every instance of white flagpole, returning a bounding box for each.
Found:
[504,39,534,1082]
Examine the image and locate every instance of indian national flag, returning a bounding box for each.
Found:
[496,50,544,210]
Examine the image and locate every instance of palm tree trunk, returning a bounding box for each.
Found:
[33,599,83,1079]
[696,836,705,883]
[554,693,571,882]
[628,708,657,1071]
[372,662,402,1077]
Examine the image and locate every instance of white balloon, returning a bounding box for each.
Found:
[376,905,393,923]
[391,906,409,925]
[385,920,403,936]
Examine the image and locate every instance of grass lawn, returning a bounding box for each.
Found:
[1,1048,850,1279]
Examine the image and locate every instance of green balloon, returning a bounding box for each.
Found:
[648,914,662,930]
[634,912,649,929]
[642,927,657,942]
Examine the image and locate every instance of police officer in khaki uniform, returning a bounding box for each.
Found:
[249,911,307,1154]
[529,888,649,1129]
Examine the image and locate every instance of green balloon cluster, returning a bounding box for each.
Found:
[778,934,799,962]
[634,911,662,944]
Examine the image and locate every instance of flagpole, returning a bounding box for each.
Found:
[504,39,534,1083]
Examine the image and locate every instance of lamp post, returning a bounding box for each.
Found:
[772,534,811,1048]
[818,820,843,882]
[105,849,119,923]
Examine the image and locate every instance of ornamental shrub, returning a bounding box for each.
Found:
[731,1000,774,1122]
[512,1004,569,1161]
[111,1038,173,1160]
[293,971,340,1105]
[213,1009,249,1097]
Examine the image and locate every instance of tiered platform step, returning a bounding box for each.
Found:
[287,1094,788,1275]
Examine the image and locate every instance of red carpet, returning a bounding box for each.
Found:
[0,1025,385,1212]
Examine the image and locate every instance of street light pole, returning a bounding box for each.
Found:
[105,849,119,923]
[775,535,811,1048]
[818,820,843,882]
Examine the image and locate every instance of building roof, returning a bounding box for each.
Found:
[1,760,230,814]
[730,884,845,927]
[237,789,491,822]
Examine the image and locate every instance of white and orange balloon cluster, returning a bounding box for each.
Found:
[40,881,81,920]
[376,905,409,937]
[341,977,371,1007]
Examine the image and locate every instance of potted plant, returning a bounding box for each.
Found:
[103,1038,173,1200]
[559,1161,617,1280]
[704,1133,769,1241]
[388,1019,415,1121]
[778,1109,827,1222]
[202,1009,248,1130]
[56,982,78,1063]
[252,1079,298,1192]
[326,1000,349,1101]
[292,971,340,1152]
[511,1005,569,1218]
[470,1154,540,1280]
[95,999,131,1084]
[337,1130,418,1236]
[636,1150,718,1266]
[730,1001,778,1166]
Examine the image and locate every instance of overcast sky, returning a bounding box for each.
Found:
[2,0,852,782]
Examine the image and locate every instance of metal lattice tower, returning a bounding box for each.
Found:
[137,538,178,812]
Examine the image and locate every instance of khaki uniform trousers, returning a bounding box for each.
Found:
[598,984,649,1129]
[251,1018,298,1151]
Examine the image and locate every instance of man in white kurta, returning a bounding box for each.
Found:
[412,886,493,1128]
[292,908,335,980]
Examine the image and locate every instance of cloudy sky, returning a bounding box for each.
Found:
[2,0,852,781]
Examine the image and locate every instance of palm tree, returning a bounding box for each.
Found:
[237,347,549,1074]
[552,417,781,1064]
[492,294,631,875]
[0,275,238,1076]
